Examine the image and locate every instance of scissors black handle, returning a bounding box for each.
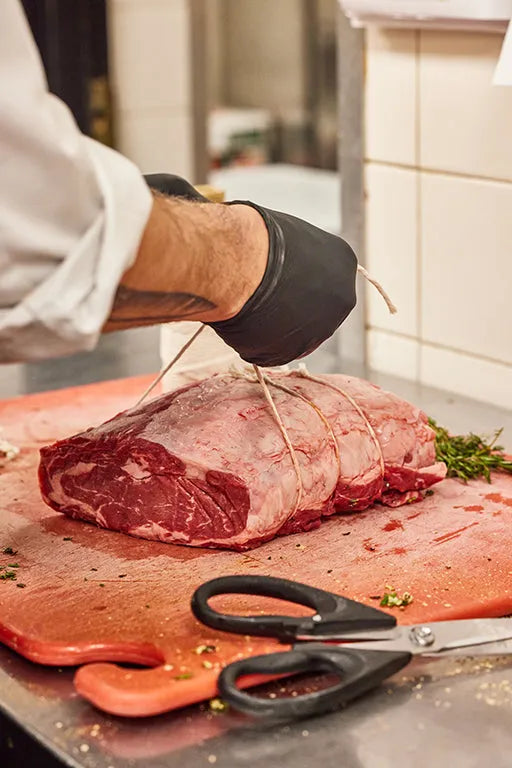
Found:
[191,575,396,642]
[217,644,411,719]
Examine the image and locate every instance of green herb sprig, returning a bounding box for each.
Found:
[0,570,17,581]
[380,587,413,609]
[429,419,512,483]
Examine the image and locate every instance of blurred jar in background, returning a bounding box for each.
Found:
[208,107,275,169]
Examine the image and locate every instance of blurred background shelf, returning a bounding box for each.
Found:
[13,0,511,414]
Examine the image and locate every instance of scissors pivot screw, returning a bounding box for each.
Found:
[409,626,435,647]
[312,614,322,623]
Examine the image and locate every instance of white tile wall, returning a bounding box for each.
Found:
[421,172,512,365]
[365,27,417,166]
[107,0,194,179]
[108,0,190,112]
[365,163,418,336]
[368,329,419,381]
[421,344,512,411]
[420,31,512,182]
[364,27,512,407]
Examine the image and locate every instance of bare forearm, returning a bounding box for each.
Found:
[104,194,268,331]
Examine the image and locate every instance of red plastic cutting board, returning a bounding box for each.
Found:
[0,374,511,717]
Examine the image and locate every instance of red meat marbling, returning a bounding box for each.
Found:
[39,372,446,550]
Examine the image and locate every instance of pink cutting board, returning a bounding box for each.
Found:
[0,375,511,717]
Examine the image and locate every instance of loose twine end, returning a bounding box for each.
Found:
[357,265,397,315]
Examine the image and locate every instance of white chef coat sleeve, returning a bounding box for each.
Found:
[0,0,153,363]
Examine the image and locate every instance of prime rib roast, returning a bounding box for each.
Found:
[39,372,447,550]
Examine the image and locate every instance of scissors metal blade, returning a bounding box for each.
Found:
[301,618,512,657]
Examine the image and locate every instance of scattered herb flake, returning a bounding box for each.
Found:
[7,563,19,568]
[63,537,73,542]
[202,660,214,670]
[2,547,17,555]
[194,644,217,655]
[118,574,127,578]
[425,489,435,497]
[145,604,150,609]
[0,570,16,581]
[99,583,105,588]
[16,583,26,589]
[209,698,229,713]
[342,531,351,536]
[327,569,333,574]
[380,589,413,609]
[174,673,193,680]
[429,419,512,483]
[90,567,98,572]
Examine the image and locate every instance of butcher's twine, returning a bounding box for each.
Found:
[134,324,206,407]
[295,368,385,478]
[136,266,395,407]
[251,365,304,513]
[229,363,386,522]
[134,266,393,516]
[357,265,397,315]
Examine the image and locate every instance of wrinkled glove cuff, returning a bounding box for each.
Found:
[208,200,282,329]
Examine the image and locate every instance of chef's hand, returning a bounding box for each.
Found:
[144,174,358,367]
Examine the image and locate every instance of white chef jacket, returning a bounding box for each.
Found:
[0,0,153,363]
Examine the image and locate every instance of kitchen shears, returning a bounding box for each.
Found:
[192,575,512,719]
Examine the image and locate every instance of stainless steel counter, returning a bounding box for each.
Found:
[1,326,511,768]
[2,644,512,768]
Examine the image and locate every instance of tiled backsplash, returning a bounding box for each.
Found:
[107,0,194,177]
[365,163,418,338]
[365,28,417,166]
[419,32,512,181]
[364,28,511,409]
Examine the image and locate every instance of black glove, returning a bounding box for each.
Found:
[144,173,210,202]
[144,174,358,367]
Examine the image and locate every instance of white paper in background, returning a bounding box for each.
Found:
[493,19,512,85]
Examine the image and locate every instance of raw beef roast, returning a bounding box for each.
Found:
[39,372,446,550]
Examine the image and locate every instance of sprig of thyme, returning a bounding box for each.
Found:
[380,587,413,608]
[429,419,512,483]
